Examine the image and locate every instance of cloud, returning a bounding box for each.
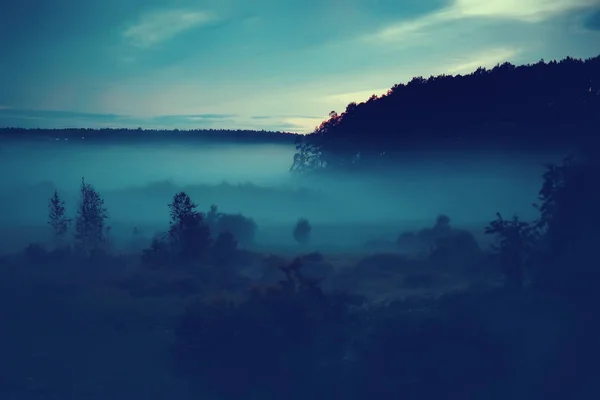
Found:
[453,0,599,21]
[87,39,532,134]
[583,8,600,30]
[123,9,215,48]
[445,47,521,74]
[0,108,125,122]
[278,117,328,133]
[151,114,236,122]
[366,0,600,43]
[248,115,324,132]
[319,88,391,105]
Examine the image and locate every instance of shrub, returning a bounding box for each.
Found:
[353,293,513,400]
[141,234,172,268]
[485,213,537,290]
[293,218,311,245]
[172,254,363,400]
[212,231,238,260]
[205,205,257,246]
[215,213,257,246]
[23,243,48,264]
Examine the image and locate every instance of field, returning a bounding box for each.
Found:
[0,220,501,399]
[0,138,591,399]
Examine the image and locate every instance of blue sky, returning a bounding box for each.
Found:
[1,0,599,133]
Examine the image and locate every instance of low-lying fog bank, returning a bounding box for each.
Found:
[0,140,565,252]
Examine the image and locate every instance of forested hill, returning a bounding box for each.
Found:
[292,54,600,173]
[0,127,299,145]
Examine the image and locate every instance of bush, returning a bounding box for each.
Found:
[172,254,363,400]
[23,243,48,264]
[141,235,172,268]
[403,272,439,289]
[293,218,311,245]
[215,213,257,246]
[485,213,537,290]
[213,231,238,257]
[397,215,454,252]
[353,292,514,399]
[429,229,482,270]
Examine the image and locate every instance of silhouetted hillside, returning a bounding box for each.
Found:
[0,127,299,145]
[292,55,600,173]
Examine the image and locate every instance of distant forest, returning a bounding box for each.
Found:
[0,127,299,145]
[292,54,600,173]
[2,54,599,169]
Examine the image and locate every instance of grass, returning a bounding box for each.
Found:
[0,261,197,399]
[0,225,500,399]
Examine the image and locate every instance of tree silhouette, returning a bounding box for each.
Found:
[533,152,600,297]
[168,192,211,261]
[48,189,70,245]
[484,213,537,289]
[433,214,452,237]
[292,54,600,173]
[0,127,299,145]
[293,218,312,246]
[74,177,108,254]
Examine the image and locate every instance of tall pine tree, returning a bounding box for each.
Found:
[48,189,70,246]
[75,177,108,254]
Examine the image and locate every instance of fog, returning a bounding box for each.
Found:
[0,140,295,188]
[0,140,564,250]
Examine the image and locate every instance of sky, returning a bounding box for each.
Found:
[1,0,600,133]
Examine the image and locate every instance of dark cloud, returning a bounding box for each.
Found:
[253,114,322,120]
[0,108,124,121]
[267,122,306,131]
[283,115,322,119]
[0,109,240,129]
[583,8,600,31]
[150,114,237,122]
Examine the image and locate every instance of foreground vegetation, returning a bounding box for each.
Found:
[1,146,598,399]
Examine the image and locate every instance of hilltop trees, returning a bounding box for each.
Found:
[292,55,600,173]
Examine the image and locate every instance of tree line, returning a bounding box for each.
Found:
[47,179,313,262]
[0,127,298,145]
[292,54,600,173]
